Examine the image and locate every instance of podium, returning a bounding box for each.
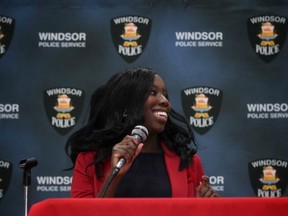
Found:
[28,197,288,216]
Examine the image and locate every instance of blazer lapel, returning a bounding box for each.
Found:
[161,143,189,197]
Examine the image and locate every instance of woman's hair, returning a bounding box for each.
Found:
[65,66,197,178]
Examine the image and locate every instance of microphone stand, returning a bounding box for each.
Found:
[23,169,31,216]
[19,158,38,216]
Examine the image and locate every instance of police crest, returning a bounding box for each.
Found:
[0,159,12,200]
[249,158,288,197]
[43,87,85,135]
[181,86,223,135]
[0,15,15,60]
[247,15,288,63]
[111,15,152,63]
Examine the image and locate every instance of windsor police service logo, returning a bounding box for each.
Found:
[111,15,152,63]
[247,15,288,63]
[0,159,12,200]
[181,86,222,135]
[0,15,15,60]
[249,158,288,197]
[43,87,85,135]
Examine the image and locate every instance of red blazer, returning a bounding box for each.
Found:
[71,143,204,198]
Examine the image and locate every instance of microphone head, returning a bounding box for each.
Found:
[19,158,38,170]
[131,125,149,142]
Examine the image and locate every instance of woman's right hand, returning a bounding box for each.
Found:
[97,136,144,197]
[111,135,144,176]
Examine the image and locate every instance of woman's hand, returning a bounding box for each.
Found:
[111,135,144,176]
[97,136,144,197]
[196,175,219,197]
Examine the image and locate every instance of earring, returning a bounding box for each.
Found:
[122,109,127,122]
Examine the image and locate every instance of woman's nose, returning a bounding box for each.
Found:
[158,94,170,107]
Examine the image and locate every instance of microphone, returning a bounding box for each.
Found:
[114,125,148,173]
[19,158,38,171]
[19,158,38,186]
[98,126,148,197]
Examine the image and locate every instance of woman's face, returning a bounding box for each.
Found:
[143,75,171,134]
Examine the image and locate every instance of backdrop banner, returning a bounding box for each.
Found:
[0,1,287,215]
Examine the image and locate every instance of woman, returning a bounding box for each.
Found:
[65,66,218,198]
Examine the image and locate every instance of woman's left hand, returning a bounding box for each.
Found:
[196,175,219,197]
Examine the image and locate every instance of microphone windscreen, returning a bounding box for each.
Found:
[131,125,148,142]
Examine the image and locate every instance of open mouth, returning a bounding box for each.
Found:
[153,111,168,121]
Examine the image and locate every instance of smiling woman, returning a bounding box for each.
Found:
[65,66,219,198]
[142,74,171,135]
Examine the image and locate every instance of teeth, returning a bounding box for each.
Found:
[155,111,167,117]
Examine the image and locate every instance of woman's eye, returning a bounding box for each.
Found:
[150,90,157,95]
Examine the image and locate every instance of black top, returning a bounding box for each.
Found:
[115,152,172,197]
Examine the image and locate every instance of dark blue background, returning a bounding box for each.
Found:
[0,1,288,215]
